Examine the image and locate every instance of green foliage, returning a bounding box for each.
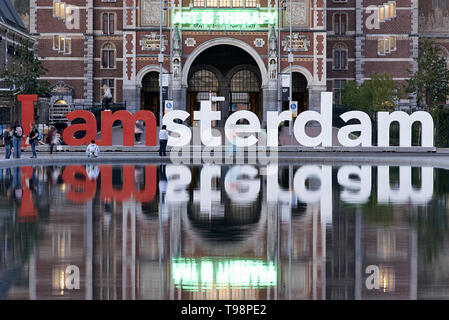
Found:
[407,38,449,110]
[341,72,397,118]
[0,39,50,96]
[432,107,449,147]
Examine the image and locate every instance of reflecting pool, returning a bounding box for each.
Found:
[0,164,449,299]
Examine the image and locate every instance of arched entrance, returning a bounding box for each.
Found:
[282,72,308,113]
[186,44,263,124]
[140,71,160,124]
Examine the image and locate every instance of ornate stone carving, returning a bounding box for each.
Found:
[184,37,196,47]
[140,32,167,51]
[254,38,265,48]
[283,0,309,28]
[282,33,310,52]
[141,0,166,26]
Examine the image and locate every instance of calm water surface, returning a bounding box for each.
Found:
[0,163,448,300]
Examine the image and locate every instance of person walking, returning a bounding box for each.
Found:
[3,126,13,159]
[159,125,168,157]
[46,126,57,155]
[102,84,113,111]
[28,123,39,159]
[12,122,23,159]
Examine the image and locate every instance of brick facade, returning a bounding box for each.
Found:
[30,0,447,119]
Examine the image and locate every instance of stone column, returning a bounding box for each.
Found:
[173,86,186,112]
[218,84,229,126]
[308,85,327,112]
[262,87,278,127]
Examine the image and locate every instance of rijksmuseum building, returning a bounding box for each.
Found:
[29,0,449,124]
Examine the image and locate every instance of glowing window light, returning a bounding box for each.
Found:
[384,4,390,20]
[172,257,277,292]
[379,265,395,292]
[379,6,385,22]
[389,2,396,18]
[54,1,60,17]
[59,3,65,19]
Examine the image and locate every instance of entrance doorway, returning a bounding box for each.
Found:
[283,72,308,113]
[141,71,160,124]
[187,45,262,125]
[187,69,219,126]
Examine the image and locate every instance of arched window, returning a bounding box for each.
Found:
[188,69,219,92]
[333,43,348,70]
[101,43,115,69]
[230,69,260,113]
[230,69,260,92]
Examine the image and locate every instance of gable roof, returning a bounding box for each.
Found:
[0,0,26,31]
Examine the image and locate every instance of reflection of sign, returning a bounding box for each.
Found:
[290,101,298,117]
[173,8,277,30]
[164,100,173,113]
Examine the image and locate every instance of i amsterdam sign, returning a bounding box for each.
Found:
[17,93,434,149]
[172,8,277,30]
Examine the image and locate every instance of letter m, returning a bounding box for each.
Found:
[377,111,434,147]
[98,110,157,146]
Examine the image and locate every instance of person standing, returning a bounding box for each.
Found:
[12,122,23,159]
[159,125,168,157]
[135,120,144,144]
[3,126,13,159]
[28,123,39,159]
[102,84,113,111]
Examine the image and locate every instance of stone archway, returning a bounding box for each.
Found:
[184,43,264,124]
[182,38,268,88]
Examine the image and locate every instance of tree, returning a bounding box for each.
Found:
[0,39,50,96]
[341,72,398,144]
[407,38,449,111]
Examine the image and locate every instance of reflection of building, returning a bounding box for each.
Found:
[3,164,449,300]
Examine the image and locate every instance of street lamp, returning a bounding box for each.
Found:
[288,0,293,136]
[159,0,168,127]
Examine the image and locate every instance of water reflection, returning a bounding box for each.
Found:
[0,164,448,299]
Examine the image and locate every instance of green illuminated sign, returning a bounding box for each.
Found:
[172,257,277,291]
[173,8,277,30]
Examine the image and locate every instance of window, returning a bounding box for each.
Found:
[245,0,257,7]
[53,35,71,54]
[53,35,59,50]
[103,13,115,35]
[194,0,252,7]
[193,0,205,6]
[333,43,347,70]
[334,80,346,104]
[102,79,115,99]
[207,0,218,7]
[378,36,397,55]
[334,13,347,35]
[432,0,447,9]
[101,43,115,69]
